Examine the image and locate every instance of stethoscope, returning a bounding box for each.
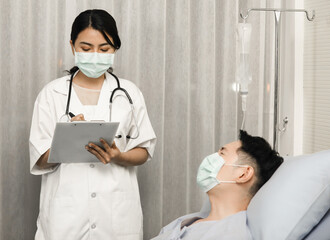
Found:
[60,70,140,139]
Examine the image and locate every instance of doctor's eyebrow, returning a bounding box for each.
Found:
[79,41,110,47]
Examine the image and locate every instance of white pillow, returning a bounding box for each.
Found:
[247,150,330,240]
[304,209,330,240]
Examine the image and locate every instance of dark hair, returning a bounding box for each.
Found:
[68,9,121,74]
[237,130,283,196]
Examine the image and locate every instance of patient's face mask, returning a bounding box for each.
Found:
[196,152,247,193]
[75,50,115,78]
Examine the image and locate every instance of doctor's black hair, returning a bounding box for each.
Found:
[68,9,121,74]
[237,130,283,196]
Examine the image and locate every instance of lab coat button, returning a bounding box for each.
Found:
[91,224,96,229]
[91,193,96,198]
[90,164,95,168]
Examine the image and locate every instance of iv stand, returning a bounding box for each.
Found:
[240,8,315,151]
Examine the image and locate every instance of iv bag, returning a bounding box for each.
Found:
[236,23,252,94]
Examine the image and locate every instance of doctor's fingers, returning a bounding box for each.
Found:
[100,139,119,153]
[86,145,107,164]
[88,143,111,163]
[110,141,117,149]
[101,140,121,161]
[71,114,85,122]
[100,138,112,152]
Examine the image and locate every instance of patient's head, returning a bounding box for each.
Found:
[236,130,283,196]
[197,130,283,199]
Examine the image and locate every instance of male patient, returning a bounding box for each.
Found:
[152,130,283,240]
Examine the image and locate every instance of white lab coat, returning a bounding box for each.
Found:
[29,71,156,240]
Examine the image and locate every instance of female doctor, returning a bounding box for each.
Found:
[29,9,156,240]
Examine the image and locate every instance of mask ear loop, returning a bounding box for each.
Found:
[217,180,237,184]
[225,164,250,168]
[216,164,251,184]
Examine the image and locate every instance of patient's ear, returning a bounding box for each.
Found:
[236,166,254,183]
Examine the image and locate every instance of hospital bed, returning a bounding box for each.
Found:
[201,150,330,240]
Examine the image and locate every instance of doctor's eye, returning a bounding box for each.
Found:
[100,48,110,52]
[82,48,91,51]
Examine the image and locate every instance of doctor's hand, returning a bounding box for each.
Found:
[71,114,85,121]
[85,139,121,164]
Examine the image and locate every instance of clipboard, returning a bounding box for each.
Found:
[48,121,119,163]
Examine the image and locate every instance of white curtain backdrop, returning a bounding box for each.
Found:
[0,0,289,239]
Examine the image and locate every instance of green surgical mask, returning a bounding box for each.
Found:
[74,50,115,78]
[196,153,248,193]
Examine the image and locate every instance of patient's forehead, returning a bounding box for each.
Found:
[221,140,242,152]
[218,140,242,162]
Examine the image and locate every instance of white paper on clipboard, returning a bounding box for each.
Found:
[48,121,119,163]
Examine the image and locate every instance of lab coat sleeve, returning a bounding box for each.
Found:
[124,90,156,161]
[29,89,57,175]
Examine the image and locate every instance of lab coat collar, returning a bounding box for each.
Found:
[53,71,117,95]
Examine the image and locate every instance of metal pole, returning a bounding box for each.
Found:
[239,8,315,151]
[273,11,281,151]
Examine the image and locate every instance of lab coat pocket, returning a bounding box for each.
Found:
[48,197,75,239]
[112,192,143,236]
